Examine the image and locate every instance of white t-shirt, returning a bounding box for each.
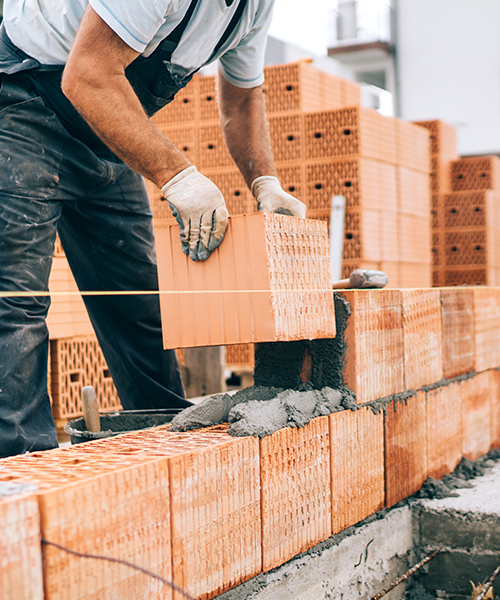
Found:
[3,0,274,88]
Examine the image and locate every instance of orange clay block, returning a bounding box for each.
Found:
[426,383,462,480]
[401,289,443,390]
[155,213,336,349]
[47,256,93,340]
[384,392,427,507]
[0,427,261,600]
[0,494,43,600]
[440,288,475,378]
[260,417,331,572]
[40,461,173,600]
[458,372,493,461]
[395,119,431,173]
[340,289,404,403]
[330,407,384,534]
[473,287,500,372]
[490,369,500,449]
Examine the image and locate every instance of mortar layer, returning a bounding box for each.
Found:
[169,384,354,437]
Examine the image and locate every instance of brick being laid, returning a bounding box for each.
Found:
[0,493,43,600]
[154,213,336,349]
[440,288,475,378]
[260,416,331,572]
[458,371,493,461]
[330,406,384,534]
[401,289,443,390]
[339,289,404,403]
[426,383,462,480]
[384,392,427,507]
[473,287,500,372]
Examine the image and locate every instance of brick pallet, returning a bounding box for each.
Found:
[2,286,499,600]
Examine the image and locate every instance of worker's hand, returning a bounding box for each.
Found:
[162,166,229,261]
[251,176,307,218]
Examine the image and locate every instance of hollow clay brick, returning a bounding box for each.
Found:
[260,417,331,572]
[47,257,93,340]
[0,494,43,600]
[198,75,220,123]
[490,369,500,449]
[263,61,324,114]
[399,213,432,264]
[397,166,431,218]
[0,427,261,600]
[152,76,199,126]
[473,287,500,372]
[440,288,475,378]
[396,120,431,173]
[397,262,432,289]
[304,107,397,164]
[401,289,443,390]
[412,120,458,157]
[50,335,121,419]
[426,383,462,480]
[340,289,404,403]
[458,372,493,461]
[40,461,173,600]
[430,154,455,194]
[451,156,500,192]
[225,343,255,368]
[304,158,397,213]
[384,392,427,507]
[444,268,490,287]
[330,407,384,534]
[155,213,336,349]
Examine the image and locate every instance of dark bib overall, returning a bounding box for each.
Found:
[0,0,247,457]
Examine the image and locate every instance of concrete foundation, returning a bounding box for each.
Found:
[217,460,500,600]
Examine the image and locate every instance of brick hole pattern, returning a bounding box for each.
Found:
[268,114,303,162]
[50,335,121,419]
[263,63,302,113]
[445,231,487,266]
[432,233,441,267]
[260,417,331,571]
[451,156,500,191]
[304,110,360,160]
[152,79,199,126]
[198,76,220,122]
[265,217,333,338]
[276,164,305,201]
[445,270,487,286]
[444,192,487,229]
[202,169,254,215]
[226,344,255,368]
[306,160,360,210]
[199,124,234,170]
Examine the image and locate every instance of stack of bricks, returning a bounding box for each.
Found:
[443,155,500,285]
[46,239,122,424]
[2,286,499,600]
[149,60,433,368]
[412,120,460,287]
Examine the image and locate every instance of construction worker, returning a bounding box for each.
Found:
[0,1,306,458]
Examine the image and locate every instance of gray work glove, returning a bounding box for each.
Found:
[162,166,229,261]
[251,175,307,218]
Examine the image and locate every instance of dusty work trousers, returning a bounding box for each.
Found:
[0,73,191,459]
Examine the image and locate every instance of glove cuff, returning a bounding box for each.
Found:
[251,175,281,198]
[161,165,198,196]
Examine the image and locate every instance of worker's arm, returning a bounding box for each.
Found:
[218,72,306,218]
[62,6,228,261]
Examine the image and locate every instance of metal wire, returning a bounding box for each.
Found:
[370,548,443,600]
[475,560,500,600]
[41,538,196,600]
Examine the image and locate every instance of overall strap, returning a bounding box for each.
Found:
[210,0,250,60]
[160,0,202,61]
